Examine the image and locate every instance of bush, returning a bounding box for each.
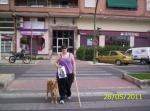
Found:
[85,47,94,61]
[37,57,44,60]
[76,45,130,61]
[76,46,86,60]
[76,46,95,61]
[97,45,130,55]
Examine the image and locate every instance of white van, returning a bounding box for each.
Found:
[126,47,150,64]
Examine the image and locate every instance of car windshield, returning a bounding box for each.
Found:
[120,51,125,55]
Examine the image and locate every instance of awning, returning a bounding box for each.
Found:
[107,0,137,9]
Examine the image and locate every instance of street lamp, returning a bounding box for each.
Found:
[93,0,99,64]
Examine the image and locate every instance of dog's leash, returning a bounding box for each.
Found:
[74,73,82,107]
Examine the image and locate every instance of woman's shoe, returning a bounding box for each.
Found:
[59,100,65,104]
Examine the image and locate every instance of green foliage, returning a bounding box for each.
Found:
[76,45,130,61]
[37,57,44,60]
[97,45,130,55]
[21,38,28,44]
[76,46,86,60]
[85,47,94,61]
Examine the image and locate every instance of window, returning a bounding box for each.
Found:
[126,49,132,55]
[37,18,45,22]
[147,0,150,11]
[48,0,78,7]
[107,0,137,10]
[0,23,14,27]
[105,36,130,46]
[1,34,13,53]
[15,0,27,6]
[87,36,93,46]
[110,52,117,56]
[0,0,8,4]
[85,0,96,7]
[23,17,30,21]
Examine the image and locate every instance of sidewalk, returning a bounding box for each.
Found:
[0,59,40,65]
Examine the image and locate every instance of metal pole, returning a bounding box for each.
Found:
[13,16,17,53]
[30,19,32,61]
[0,33,1,60]
[93,0,99,64]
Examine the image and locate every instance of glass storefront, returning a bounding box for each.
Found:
[105,35,130,47]
[52,30,74,53]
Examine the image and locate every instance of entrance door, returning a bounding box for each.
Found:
[57,38,69,53]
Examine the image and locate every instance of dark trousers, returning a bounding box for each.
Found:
[57,74,74,100]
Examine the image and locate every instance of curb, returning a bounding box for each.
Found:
[122,73,150,89]
[0,74,15,90]
[0,60,37,66]
[87,61,114,66]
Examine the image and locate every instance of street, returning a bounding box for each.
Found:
[0,60,150,111]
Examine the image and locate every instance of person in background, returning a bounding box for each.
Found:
[55,44,76,104]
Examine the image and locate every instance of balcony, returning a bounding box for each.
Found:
[15,0,78,8]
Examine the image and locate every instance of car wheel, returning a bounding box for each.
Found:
[115,60,122,65]
[140,60,147,65]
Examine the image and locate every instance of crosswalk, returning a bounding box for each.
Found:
[0,59,150,110]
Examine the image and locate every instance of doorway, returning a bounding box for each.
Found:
[57,38,69,53]
[52,30,74,53]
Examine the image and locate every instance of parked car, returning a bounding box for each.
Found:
[126,47,150,65]
[96,51,132,65]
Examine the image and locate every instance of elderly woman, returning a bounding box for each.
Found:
[55,44,76,104]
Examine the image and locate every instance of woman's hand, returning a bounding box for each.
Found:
[57,65,62,68]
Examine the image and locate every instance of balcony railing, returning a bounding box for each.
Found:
[15,0,78,8]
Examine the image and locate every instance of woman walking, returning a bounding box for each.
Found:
[55,44,76,104]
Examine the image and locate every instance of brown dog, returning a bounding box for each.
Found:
[46,79,58,104]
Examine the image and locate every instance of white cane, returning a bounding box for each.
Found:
[74,73,82,107]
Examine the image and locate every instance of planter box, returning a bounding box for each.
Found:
[122,73,150,89]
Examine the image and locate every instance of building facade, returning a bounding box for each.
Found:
[0,0,150,57]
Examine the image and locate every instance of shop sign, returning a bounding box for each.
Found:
[120,32,139,36]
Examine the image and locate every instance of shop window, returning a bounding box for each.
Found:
[39,38,45,50]
[87,36,93,46]
[20,36,30,50]
[1,34,13,53]
[105,36,130,47]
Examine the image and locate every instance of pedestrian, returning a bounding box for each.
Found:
[55,44,76,104]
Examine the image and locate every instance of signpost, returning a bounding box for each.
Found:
[93,0,99,64]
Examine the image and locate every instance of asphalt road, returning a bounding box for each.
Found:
[0,64,149,78]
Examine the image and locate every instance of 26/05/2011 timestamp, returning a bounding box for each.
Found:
[104,93,143,101]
